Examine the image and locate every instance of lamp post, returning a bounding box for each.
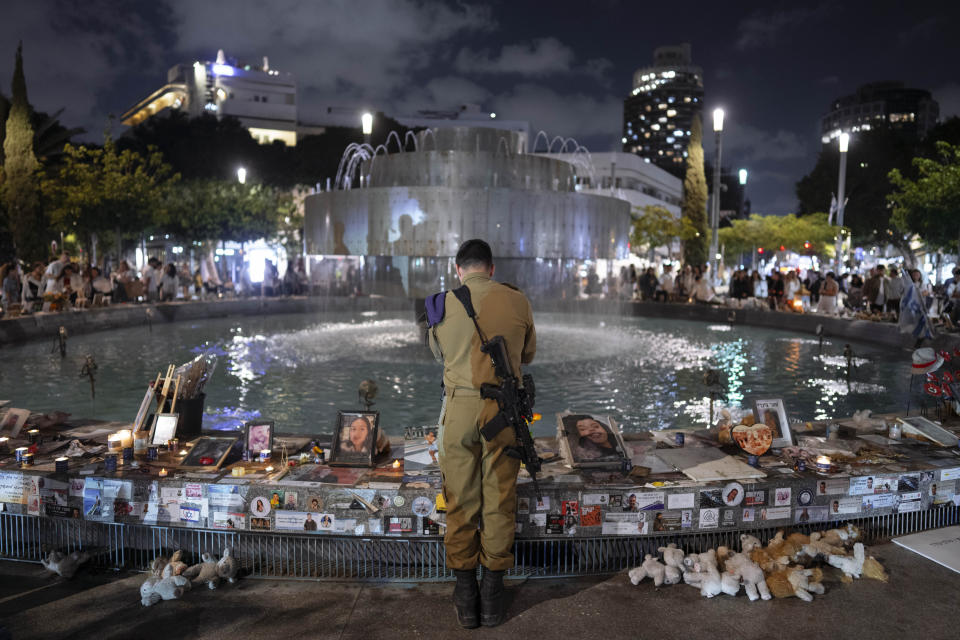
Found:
[709,108,724,286]
[237,167,246,184]
[834,132,849,275]
[738,168,748,218]
[361,112,373,144]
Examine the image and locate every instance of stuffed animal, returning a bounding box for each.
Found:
[629,554,668,587]
[183,552,221,590]
[682,549,723,598]
[216,547,239,584]
[799,531,847,562]
[826,542,866,579]
[41,550,91,579]
[746,531,809,572]
[862,554,889,582]
[717,546,771,601]
[149,555,168,577]
[818,523,861,549]
[141,571,191,606]
[766,566,825,602]
[658,543,686,572]
[165,550,189,576]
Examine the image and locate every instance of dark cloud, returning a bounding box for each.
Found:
[735,5,832,51]
[455,37,611,81]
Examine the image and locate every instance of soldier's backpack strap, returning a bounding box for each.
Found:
[451,285,489,344]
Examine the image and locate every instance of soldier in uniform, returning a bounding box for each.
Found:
[427,239,536,628]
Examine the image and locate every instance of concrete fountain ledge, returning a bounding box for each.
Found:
[0,296,413,346]
[2,295,957,353]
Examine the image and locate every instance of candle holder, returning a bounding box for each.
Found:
[158,467,168,477]
[104,453,118,472]
[134,436,148,454]
[147,446,159,461]
[259,449,271,463]
[107,434,123,453]
[122,447,134,464]
[27,429,40,444]
[15,446,28,462]
[0,436,9,453]
[22,452,35,466]
[55,457,69,473]
[815,455,832,474]
[168,438,179,454]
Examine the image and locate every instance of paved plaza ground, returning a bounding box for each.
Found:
[0,542,955,640]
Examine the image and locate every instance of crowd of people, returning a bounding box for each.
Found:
[0,252,312,317]
[603,262,960,326]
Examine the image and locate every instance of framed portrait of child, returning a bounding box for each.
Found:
[329,411,379,467]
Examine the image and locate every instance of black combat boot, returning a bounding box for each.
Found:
[452,569,480,629]
[479,568,506,627]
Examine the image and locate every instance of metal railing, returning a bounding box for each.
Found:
[2,506,956,581]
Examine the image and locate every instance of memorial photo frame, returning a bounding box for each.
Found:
[329,411,379,467]
[556,411,629,469]
[132,386,156,434]
[243,420,274,457]
[752,398,794,449]
[149,413,179,446]
[0,408,30,438]
[898,416,957,447]
[178,436,239,470]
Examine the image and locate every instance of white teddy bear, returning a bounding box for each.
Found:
[657,544,684,585]
[682,549,723,598]
[628,554,668,587]
[717,546,771,601]
[141,569,191,606]
[41,550,91,579]
[827,542,866,579]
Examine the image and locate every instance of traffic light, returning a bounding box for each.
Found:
[758,247,764,255]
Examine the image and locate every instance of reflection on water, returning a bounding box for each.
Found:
[0,312,908,436]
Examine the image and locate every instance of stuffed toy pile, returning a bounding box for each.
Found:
[140,547,240,606]
[628,524,888,602]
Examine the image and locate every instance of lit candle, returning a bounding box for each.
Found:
[117,430,133,450]
[231,467,245,477]
[259,449,271,463]
[264,465,274,473]
[27,429,40,444]
[107,433,123,453]
[0,436,9,453]
[15,446,28,462]
[134,436,148,454]
[55,456,69,473]
[179,449,188,456]
[816,455,831,474]
[392,459,401,469]
[158,468,168,477]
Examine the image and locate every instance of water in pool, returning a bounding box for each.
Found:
[0,311,906,436]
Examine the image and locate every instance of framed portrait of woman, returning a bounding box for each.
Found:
[556,411,628,469]
[329,411,379,467]
[751,398,794,449]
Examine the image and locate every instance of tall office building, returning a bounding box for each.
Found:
[820,81,939,145]
[122,50,320,146]
[622,43,704,177]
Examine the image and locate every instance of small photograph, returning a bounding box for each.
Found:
[556,412,628,467]
[795,507,829,523]
[307,496,324,512]
[250,496,271,518]
[563,513,578,534]
[742,507,755,523]
[283,492,299,510]
[211,512,246,530]
[722,482,744,507]
[699,489,725,509]
[561,500,579,516]
[250,516,272,531]
[243,420,274,456]
[580,505,602,527]
[816,479,847,496]
[797,489,814,506]
[609,494,622,508]
[535,496,551,511]
[849,476,876,496]
[178,436,238,470]
[0,408,30,438]
[721,509,736,526]
[920,471,936,485]
[276,511,329,532]
[752,398,794,448]
[403,427,440,472]
[546,514,564,535]
[652,511,683,532]
[773,487,792,506]
[268,490,285,510]
[731,423,773,456]
[744,490,766,506]
[387,516,413,533]
[330,411,379,467]
[624,491,665,512]
[517,497,530,515]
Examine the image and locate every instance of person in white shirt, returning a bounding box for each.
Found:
[692,274,719,304]
[657,264,676,301]
[159,264,178,301]
[141,258,161,301]
[42,252,70,294]
[22,262,44,307]
[818,272,840,315]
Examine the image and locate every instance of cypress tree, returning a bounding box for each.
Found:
[2,42,45,261]
[681,114,709,267]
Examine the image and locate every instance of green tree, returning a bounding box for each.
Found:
[1,43,46,261]
[630,204,681,261]
[159,180,285,245]
[719,213,839,263]
[681,115,708,266]
[888,141,960,256]
[43,132,178,263]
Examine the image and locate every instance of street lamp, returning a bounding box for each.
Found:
[738,168,748,219]
[361,112,373,143]
[237,167,246,184]
[834,132,849,274]
[709,108,724,285]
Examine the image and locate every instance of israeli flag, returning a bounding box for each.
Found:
[899,275,933,340]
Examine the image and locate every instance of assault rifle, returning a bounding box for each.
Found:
[449,286,543,499]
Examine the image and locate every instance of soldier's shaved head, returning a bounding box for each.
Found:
[456,239,493,271]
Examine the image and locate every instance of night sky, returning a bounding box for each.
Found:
[2,1,958,215]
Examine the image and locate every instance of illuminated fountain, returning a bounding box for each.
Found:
[304,127,630,298]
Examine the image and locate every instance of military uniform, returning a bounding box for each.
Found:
[428,271,536,571]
